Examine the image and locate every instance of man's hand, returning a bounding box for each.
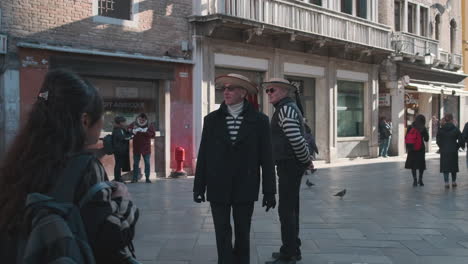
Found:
[262,193,276,212]
[193,192,206,203]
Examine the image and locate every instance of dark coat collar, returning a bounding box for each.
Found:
[216,100,257,144]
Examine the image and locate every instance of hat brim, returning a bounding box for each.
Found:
[215,75,258,94]
[261,81,297,91]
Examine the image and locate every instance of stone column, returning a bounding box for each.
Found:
[418,93,432,152]
[327,60,337,163]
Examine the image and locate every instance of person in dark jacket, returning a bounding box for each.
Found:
[193,73,276,264]
[378,116,392,157]
[437,113,464,188]
[0,70,139,263]
[462,121,468,169]
[129,113,155,183]
[405,115,429,187]
[263,78,314,264]
[112,116,131,182]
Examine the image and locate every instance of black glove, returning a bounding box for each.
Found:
[193,192,205,203]
[262,193,276,212]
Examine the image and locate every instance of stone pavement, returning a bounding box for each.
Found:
[128,155,468,264]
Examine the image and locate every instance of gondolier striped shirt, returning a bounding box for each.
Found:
[277,104,310,164]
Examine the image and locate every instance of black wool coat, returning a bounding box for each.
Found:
[193,101,276,204]
[437,123,464,173]
[404,125,429,170]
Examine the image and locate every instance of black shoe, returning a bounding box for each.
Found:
[145,178,152,183]
[418,180,424,186]
[271,252,302,261]
[413,180,417,187]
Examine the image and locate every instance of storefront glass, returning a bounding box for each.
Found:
[86,77,159,133]
[443,95,459,127]
[337,80,364,137]
[286,76,316,136]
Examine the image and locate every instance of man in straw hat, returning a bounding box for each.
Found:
[193,73,276,264]
[263,78,314,264]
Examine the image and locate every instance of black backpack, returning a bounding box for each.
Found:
[17,154,111,264]
[102,134,114,155]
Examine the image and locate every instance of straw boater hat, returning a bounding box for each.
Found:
[261,78,297,91]
[215,73,258,95]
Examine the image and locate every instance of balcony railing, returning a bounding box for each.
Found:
[439,50,449,64]
[199,0,392,50]
[450,54,463,67]
[392,32,438,58]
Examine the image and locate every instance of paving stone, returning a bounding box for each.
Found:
[126,156,468,263]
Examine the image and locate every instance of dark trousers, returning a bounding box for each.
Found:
[210,202,254,264]
[276,159,305,257]
[113,154,124,181]
[133,153,151,180]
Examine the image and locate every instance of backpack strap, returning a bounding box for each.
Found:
[48,153,94,203]
[78,182,112,208]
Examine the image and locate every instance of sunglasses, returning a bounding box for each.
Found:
[218,85,243,91]
[265,88,276,94]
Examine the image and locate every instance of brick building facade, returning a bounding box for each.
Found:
[0,0,195,176]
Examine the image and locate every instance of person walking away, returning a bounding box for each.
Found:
[0,69,139,263]
[405,115,429,187]
[437,113,464,188]
[112,116,132,182]
[378,116,392,157]
[263,78,314,264]
[129,113,155,183]
[193,73,276,264]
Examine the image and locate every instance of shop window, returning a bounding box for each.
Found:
[286,76,316,136]
[341,0,353,15]
[431,95,440,141]
[407,3,417,34]
[394,0,402,31]
[337,81,364,137]
[443,95,459,127]
[435,14,441,40]
[98,0,132,20]
[214,67,265,112]
[356,0,367,19]
[420,7,428,37]
[86,77,159,133]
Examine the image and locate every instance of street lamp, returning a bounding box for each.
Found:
[424,53,435,65]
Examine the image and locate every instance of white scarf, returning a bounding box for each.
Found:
[227,101,244,118]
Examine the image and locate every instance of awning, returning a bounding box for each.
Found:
[405,82,468,97]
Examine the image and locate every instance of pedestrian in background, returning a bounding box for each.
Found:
[437,113,464,188]
[112,116,132,182]
[405,115,429,187]
[263,78,313,264]
[378,116,392,157]
[129,113,155,183]
[193,73,276,264]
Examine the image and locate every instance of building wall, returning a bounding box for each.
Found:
[463,0,468,91]
[0,0,192,57]
[379,0,463,55]
[194,37,380,162]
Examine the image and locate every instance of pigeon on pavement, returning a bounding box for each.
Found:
[334,189,346,199]
[305,179,315,187]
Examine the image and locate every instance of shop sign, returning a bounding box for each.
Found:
[116,87,138,98]
[379,93,391,106]
[104,101,145,111]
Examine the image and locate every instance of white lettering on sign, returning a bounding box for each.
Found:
[179,72,189,78]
